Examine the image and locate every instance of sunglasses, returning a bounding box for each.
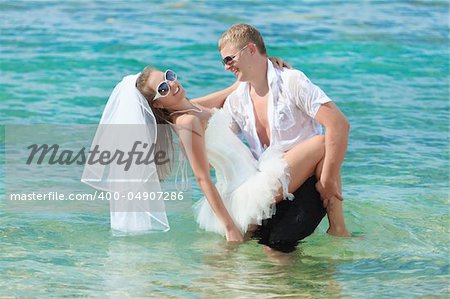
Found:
[152,69,177,101]
[221,45,248,66]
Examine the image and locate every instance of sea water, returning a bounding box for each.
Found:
[0,1,448,297]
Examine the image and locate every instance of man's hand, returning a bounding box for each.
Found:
[225,224,244,243]
[316,179,343,208]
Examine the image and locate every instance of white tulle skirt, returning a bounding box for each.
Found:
[193,147,293,236]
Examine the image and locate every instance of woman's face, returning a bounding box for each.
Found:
[147,70,186,109]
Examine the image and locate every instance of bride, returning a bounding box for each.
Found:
[134,66,325,242]
[82,61,326,243]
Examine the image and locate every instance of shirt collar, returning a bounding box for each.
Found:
[267,59,282,89]
[236,59,280,93]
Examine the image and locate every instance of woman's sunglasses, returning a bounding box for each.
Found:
[153,69,177,101]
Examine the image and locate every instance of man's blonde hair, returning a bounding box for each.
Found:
[218,24,267,55]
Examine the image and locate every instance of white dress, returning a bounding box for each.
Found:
[193,109,293,236]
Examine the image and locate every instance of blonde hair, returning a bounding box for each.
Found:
[218,24,267,55]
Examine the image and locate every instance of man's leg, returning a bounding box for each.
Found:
[315,160,350,237]
[253,176,326,253]
[325,170,350,236]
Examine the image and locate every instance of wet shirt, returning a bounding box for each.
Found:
[224,60,332,159]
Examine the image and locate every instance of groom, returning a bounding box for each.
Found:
[218,24,350,252]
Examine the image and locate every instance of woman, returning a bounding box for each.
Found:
[135,66,326,242]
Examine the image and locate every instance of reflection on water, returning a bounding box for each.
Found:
[102,229,343,298]
[0,208,448,297]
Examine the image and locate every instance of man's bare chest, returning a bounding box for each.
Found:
[250,94,271,146]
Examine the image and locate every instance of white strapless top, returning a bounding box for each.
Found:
[204,109,259,192]
[194,109,293,235]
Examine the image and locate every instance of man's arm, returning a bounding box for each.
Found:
[314,102,350,201]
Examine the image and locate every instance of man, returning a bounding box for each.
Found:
[218,24,350,253]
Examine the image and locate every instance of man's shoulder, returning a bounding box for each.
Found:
[277,68,313,93]
[279,67,308,82]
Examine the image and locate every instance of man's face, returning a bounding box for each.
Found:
[220,43,250,81]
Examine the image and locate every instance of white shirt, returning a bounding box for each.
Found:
[224,60,332,159]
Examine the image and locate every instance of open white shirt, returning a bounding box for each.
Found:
[223,60,332,159]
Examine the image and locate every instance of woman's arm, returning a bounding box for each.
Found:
[191,80,239,109]
[175,114,243,242]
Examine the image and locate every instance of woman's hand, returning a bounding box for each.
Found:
[225,224,244,243]
[269,57,293,69]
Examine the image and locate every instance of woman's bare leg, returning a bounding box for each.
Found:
[272,135,350,237]
[274,135,325,202]
[247,137,325,237]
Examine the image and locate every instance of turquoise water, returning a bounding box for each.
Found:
[1,0,449,297]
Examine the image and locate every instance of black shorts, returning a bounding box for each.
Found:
[253,176,326,253]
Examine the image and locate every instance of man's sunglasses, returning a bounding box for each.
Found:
[221,45,248,66]
[152,69,177,101]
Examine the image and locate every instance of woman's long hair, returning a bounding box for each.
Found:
[136,66,174,181]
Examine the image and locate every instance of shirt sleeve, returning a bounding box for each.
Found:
[223,95,242,135]
[290,71,332,118]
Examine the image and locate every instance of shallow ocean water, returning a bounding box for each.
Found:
[0,0,448,298]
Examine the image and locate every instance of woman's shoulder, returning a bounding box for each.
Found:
[173,111,207,136]
[173,113,200,125]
